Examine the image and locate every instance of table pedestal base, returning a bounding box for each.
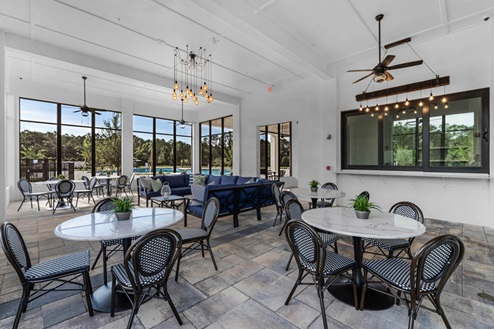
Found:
[328,278,395,311]
[91,283,132,313]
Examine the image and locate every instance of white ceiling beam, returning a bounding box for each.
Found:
[438,0,449,35]
[5,33,239,106]
[190,0,333,80]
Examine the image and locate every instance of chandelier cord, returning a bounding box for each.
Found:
[406,42,437,76]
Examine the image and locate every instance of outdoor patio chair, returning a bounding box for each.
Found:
[278,190,298,236]
[124,173,135,195]
[111,229,182,329]
[284,220,356,329]
[272,183,283,227]
[363,201,425,259]
[111,175,128,197]
[316,182,338,208]
[175,197,220,281]
[74,176,97,207]
[361,235,464,329]
[16,179,51,212]
[283,199,339,271]
[1,222,93,329]
[52,179,76,214]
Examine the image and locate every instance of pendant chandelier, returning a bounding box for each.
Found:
[172,45,213,105]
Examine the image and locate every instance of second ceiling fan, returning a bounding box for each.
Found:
[348,14,423,84]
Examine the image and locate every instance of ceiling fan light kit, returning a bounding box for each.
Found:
[73,76,102,116]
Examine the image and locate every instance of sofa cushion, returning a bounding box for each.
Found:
[140,177,152,190]
[236,176,253,185]
[163,174,186,188]
[222,175,238,185]
[171,186,191,196]
[190,184,205,206]
[207,175,222,185]
[150,178,163,192]
[193,175,207,186]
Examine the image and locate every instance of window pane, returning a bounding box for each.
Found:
[96,111,120,129]
[156,118,174,135]
[95,127,121,174]
[156,134,174,174]
[345,114,378,166]
[61,125,91,179]
[20,122,57,181]
[223,131,233,174]
[429,97,481,167]
[176,136,192,173]
[133,115,153,133]
[201,123,210,173]
[211,119,222,135]
[20,99,57,123]
[383,107,422,167]
[62,105,92,126]
[176,123,192,136]
[259,122,292,179]
[133,132,153,173]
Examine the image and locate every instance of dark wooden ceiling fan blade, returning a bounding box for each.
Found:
[347,69,373,72]
[387,60,423,70]
[352,72,374,84]
[381,55,395,67]
[385,71,394,81]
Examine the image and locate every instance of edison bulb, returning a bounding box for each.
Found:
[174,81,178,90]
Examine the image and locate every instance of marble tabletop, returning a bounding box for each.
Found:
[95,175,121,180]
[54,208,183,241]
[288,187,346,199]
[302,207,425,239]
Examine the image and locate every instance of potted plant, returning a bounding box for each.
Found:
[113,197,135,220]
[309,180,319,192]
[349,194,380,219]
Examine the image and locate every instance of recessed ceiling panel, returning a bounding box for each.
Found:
[447,0,494,21]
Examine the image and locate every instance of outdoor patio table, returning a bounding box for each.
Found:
[301,207,426,310]
[54,208,183,313]
[95,175,121,196]
[288,187,346,208]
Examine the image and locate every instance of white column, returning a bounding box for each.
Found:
[120,100,134,177]
[0,31,6,216]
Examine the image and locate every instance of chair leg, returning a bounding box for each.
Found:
[360,269,368,310]
[91,248,103,270]
[83,271,94,316]
[285,271,303,305]
[163,287,183,325]
[17,198,26,212]
[285,253,293,271]
[431,295,451,329]
[36,196,41,211]
[175,254,182,282]
[13,285,30,329]
[206,239,218,271]
[279,220,288,236]
[318,284,329,329]
[110,275,117,317]
[102,247,108,285]
[75,194,80,208]
[126,294,140,329]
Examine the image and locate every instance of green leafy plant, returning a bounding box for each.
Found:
[349,194,381,212]
[309,180,319,188]
[55,174,66,179]
[112,197,135,213]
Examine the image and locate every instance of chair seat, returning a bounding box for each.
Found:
[318,232,339,245]
[301,251,355,276]
[100,238,124,247]
[363,238,409,251]
[25,250,90,281]
[362,258,436,292]
[316,200,333,208]
[176,228,207,242]
[74,189,91,194]
[112,262,164,288]
[25,191,51,197]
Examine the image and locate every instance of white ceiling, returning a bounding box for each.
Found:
[1,0,493,110]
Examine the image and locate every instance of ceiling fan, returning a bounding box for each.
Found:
[73,76,102,116]
[176,99,189,129]
[347,14,423,84]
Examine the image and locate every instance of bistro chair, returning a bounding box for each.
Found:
[271,183,283,227]
[111,229,182,329]
[1,222,93,329]
[284,221,357,329]
[16,179,51,212]
[125,173,135,195]
[361,235,464,329]
[363,201,425,259]
[359,190,370,199]
[316,182,338,208]
[52,179,76,214]
[175,197,220,281]
[74,176,97,207]
[94,174,107,197]
[283,199,339,271]
[91,197,125,284]
[111,175,128,197]
[278,190,298,236]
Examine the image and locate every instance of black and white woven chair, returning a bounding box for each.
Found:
[16,179,51,212]
[111,175,128,197]
[284,199,339,271]
[111,229,183,329]
[52,179,76,214]
[175,197,220,281]
[74,176,97,207]
[284,221,357,329]
[1,222,93,329]
[278,190,298,236]
[271,183,283,227]
[316,182,338,208]
[363,201,425,259]
[361,235,464,329]
[124,173,135,195]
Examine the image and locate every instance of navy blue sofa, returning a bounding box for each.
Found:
[137,174,191,207]
[188,175,283,227]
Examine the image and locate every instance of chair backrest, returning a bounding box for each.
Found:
[359,191,370,199]
[17,179,32,195]
[320,182,337,204]
[92,197,118,213]
[280,190,297,208]
[389,201,424,224]
[1,223,31,284]
[202,197,220,235]
[285,220,325,278]
[81,175,90,189]
[284,198,304,222]
[128,173,135,184]
[55,179,75,197]
[410,235,464,296]
[117,175,128,187]
[272,183,282,206]
[124,229,182,292]
[88,176,98,190]
[47,177,58,191]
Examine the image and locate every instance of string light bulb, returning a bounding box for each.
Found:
[442,97,447,103]
[419,100,423,106]
[405,98,410,106]
[434,103,438,109]
[384,106,389,112]
[429,91,434,101]
[359,103,363,111]
[375,105,379,111]
[444,102,449,109]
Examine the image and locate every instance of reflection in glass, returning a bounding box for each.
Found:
[259,121,291,179]
[20,122,57,181]
[61,126,91,179]
[346,114,378,166]
[133,132,153,173]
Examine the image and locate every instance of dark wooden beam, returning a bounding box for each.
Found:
[355,76,450,102]
[384,37,411,49]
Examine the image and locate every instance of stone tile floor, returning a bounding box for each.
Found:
[0,196,494,328]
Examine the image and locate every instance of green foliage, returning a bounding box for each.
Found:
[20,145,46,160]
[309,180,319,188]
[349,194,380,212]
[55,174,66,179]
[112,197,135,213]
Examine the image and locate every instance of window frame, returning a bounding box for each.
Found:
[341,88,489,174]
[199,115,233,175]
[259,121,292,178]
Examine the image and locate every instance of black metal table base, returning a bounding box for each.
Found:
[328,280,395,310]
[91,283,132,313]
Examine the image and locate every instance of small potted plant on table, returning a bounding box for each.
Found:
[309,180,319,192]
[350,194,380,219]
[113,196,135,220]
